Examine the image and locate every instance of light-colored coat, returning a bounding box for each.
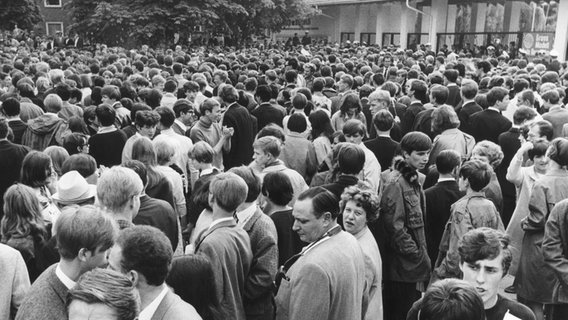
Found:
[15,264,68,320]
[275,230,367,320]
[150,289,202,320]
[0,244,30,320]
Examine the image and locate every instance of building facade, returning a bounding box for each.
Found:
[36,0,72,36]
[275,0,568,61]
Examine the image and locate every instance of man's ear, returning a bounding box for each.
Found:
[77,247,90,262]
[127,270,140,286]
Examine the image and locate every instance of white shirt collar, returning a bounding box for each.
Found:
[488,107,501,113]
[97,125,117,134]
[138,285,169,320]
[174,119,187,132]
[236,204,257,228]
[199,167,217,177]
[208,216,235,231]
[55,263,76,290]
[438,177,456,183]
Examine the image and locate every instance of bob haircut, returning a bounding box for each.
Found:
[472,140,504,170]
[55,205,118,260]
[528,140,549,161]
[419,279,485,320]
[1,183,47,242]
[459,159,493,192]
[342,119,366,137]
[339,93,362,115]
[338,143,365,175]
[261,171,294,206]
[309,110,334,140]
[339,185,380,223]
[547,137,568,167]
[431,105,460,133]
[436,150,462,175]
[68,268,140,320]
[210,172,248,213]
[229,166,261,204]
[458,227,512,276]
[20,151,53,188]
[297,187,340,219]
[96,167,143,213]
[400,132,432,155]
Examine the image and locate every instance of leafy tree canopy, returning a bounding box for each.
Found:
[0,0,42,31]
[67,0,318,47]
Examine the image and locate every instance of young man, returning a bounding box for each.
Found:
[193,173,253,320]
[409,228,536,320]
[16,206,118,320]
[424,150,464,266]
[101,85,129,128]
[377,131,432,320]
[89,104,128,167]
[364,109,400,171]
[280,113,318,183]
[121,110,161,163]
[342,119,381,192]
[469,87,513,144]
[433,160,505,281]
[108,226,201,320]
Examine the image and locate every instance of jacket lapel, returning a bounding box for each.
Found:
[151,289,173,320]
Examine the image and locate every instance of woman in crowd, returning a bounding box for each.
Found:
[470,140,505,215]
[1,184,50,282]
[340,185,383,320]
[153,138,186,219]
[506,141,549,277]
[516,138,568,320]
[19,151,60,224]
[309,109,334,169]
[331,93,367,132]
[428,105,475,166]
[43,146,69,177]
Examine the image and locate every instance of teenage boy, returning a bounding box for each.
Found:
[409,228,536,320]
[343,119,381,192]
[433,160,505,281]
[377,131,432,320]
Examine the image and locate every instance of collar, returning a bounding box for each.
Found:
[236,204,257,228]
[410,100,422,106]
[138,285,169,320]
[462,99,475,106]
[208,216,235,231]
[159,128,175,135]
[487,107,501,113]
[7,117,22,122]
[174,119,187,132]
[437,177,456,183]
[447,83,458,87]
[97,125,117,134]
[55,263,76,290]
[377,133,392,138]
[302,225,342,255]
[199,167,217,177]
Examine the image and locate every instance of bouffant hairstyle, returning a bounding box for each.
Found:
[339,185,380,223]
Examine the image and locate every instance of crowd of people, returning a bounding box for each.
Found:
[1,33,568,320]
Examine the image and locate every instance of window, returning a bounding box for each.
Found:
[46,22,64,36]
[340,32,355,43]
[44,0,62,7]
[382,33,400,47]
[360,33,376,45]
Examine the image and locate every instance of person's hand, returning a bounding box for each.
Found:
[519,141,534,154]
[222,126,234,137]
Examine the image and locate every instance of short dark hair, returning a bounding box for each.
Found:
[512,106,537,125]
[528,140,549,161]
[373,109,394,132]
[443,69,459,83]
[116,225,173,286]
[542,89,560,105]
[228,166,261,203]
[436,150,461,175]
[261,171,294,206]
[95,104,116,127]
[400,132,432,154]
[173,100,192,118]
[256,85,271,102]
[287,113,307,133]
[135,110,160,128]
[459,159,493,192]
[342,119,366,137]
[486,87,509,106]
[2,97,20,116]
[430,85,449,105]
[530,120,554,141]
[459,227,512,276]
[410,80,428,104]
[297,187,340,219]
[156,106,175,128]
[61,154,97,178]
[420,279,485,320]
[338,143,365,175]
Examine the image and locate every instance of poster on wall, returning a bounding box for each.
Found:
[522,32,554,56]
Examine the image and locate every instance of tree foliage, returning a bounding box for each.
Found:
[67,0,317,47]
[0,0,42,31]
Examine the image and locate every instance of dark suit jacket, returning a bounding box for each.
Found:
[8,119,27,144]
[446,84,461,108]
[222,103,256,170]
[424,181,464,266]
[497,127,521,226]
[134,195,179,251]
[151,289,202,320]
[458,101,483,135]
[0,141,30,219]
[251,102,285,130]
[364,136,400,171]
[412,108,436,140]
[195,219,252,320]
[401,101,425,134]
[469,108,512,144]
[321,175,359,200]
[15,264,68,320]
